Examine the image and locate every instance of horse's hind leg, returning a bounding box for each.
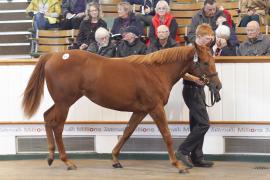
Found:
[52,104,77,170]
[112,112,147,168]
[149,105,189,174]
[44,105,56,166]
[44,103,76,170]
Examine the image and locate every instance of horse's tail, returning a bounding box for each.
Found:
[22,54,50,118]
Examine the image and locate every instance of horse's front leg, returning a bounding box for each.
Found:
[149,105,189,174]
[112,112,147,168]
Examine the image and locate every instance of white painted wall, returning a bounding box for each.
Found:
[0,62,269,155]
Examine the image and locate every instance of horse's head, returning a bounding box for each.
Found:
[189,43,222,102]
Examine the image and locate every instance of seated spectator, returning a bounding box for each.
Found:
[111,2,144,36]
[149,0,179,43]
[239,0,261,27]
[213,25,237,56]
[147,25,179,53]
[116,26,146,57]
[239,0,267,27]
[237,21,270,55]
[218,6,234,29]
[61,0,93,29]
[126,0,170,27]
[187,0,225,44]
[76,2,107,50]
[216,16,239,48]
[26,0,61,37]
[87,27,116,57]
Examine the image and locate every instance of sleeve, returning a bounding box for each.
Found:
[148,23,156,43]
[76,23,85,46]
[236,45,242,56]
[187,15,200,44]
[26,0,37,13]
[265,42,270,55]
[228,28,239,47]
[140,43,147,55]
[134,17,144,35]
[111,18,118,35]
[101,20,108,29]
[61,0,70,16]
[87,42,97,53]
[169,18,178,40]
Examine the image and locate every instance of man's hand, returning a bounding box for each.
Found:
[144,6,151,14]
[79,43,88,50]
[193,76,205,86]
[184,73,205,86]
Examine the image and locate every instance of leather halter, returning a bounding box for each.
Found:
[192,53,220,107]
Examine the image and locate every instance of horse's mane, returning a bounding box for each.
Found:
[125,46,195,65]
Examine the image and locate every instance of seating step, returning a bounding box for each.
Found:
[0,21,32,31]
[0,1,29,11]
[0,11,31,21]
[0,44,31,55]
[0,33,30,43]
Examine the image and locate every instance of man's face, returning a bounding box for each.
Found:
[123,32,136,43]
[204,3,217,17]
[97,35,109,47]
[246,25,260,39]
[157,28,170,40]
[197,35,214,46]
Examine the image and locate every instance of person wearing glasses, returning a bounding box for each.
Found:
[148,0,179,43]
[237,20,270,55]
[75,2,107,50]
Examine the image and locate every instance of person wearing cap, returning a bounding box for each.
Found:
[116,26,146,57]
[87,27,116,57]
[147,25,179,53]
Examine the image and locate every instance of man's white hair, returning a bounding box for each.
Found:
[95,27,110,41]
[215,25,230,40]
[157,25,169,32]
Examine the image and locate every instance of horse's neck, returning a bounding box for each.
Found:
[151,56,192,89]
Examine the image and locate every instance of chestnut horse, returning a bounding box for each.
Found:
[22,44,221,173]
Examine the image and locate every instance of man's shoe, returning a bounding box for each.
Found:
[175,151,193,168]
[193,160,214,167]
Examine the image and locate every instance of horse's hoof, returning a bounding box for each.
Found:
[179,168,189,174]
[112,163,123,168]
[67,164,77,170]
[47,158,54,166]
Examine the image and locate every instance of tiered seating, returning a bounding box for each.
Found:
[32,29,79,56]
[1,0,243,56]
[170,1,239,26]
[0,0,31,57]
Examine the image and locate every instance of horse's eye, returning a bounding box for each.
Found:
[204,62,209,66]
